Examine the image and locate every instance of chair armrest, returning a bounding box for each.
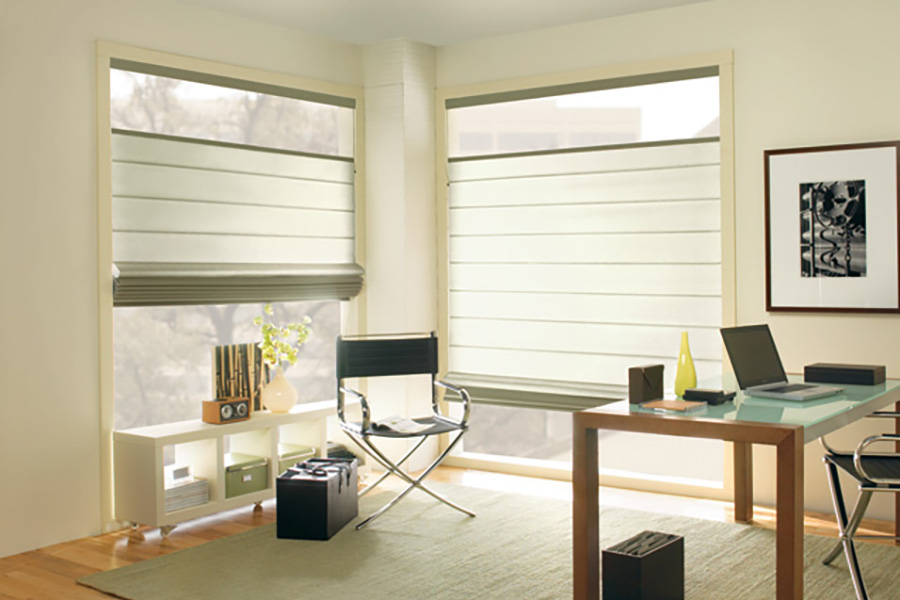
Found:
[854,433,900,484]
[821,411,900,453]
[435,380,471,427]
[339,386,371,432]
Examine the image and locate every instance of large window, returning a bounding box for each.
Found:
[110,63,357,430]
[443,69,724,486]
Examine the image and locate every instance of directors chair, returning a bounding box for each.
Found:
[336,332,475,529]
[821,411,900,600]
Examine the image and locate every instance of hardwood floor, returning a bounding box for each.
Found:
[0,466,894,599]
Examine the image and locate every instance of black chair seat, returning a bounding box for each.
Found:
[826,452,900,487]
[353,416,465,439]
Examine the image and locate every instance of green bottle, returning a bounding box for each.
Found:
[674,331,697,397]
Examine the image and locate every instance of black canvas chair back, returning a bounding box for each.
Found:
[336,334,438,381]
[335,332,474,530]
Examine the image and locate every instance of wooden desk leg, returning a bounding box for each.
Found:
[573,416,599,600]
[775,428,804,600]
[734,442,753,523]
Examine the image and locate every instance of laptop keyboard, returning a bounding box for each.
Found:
[765,383,814,393]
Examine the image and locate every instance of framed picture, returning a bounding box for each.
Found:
[765,141,900,313]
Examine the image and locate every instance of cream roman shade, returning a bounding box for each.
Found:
[111,129,361,306]
[446,139,722,410]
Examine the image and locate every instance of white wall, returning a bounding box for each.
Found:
[362,40,439,468]
[0,0,361,558]
[437,0,900,519]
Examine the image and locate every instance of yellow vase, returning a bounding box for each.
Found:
[674,331,697,397]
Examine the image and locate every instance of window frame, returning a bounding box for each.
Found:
[96,41,367,531]
[434,51,736,501]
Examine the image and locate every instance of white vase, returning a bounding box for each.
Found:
[261,366,297,413]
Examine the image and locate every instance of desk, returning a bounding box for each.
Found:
[572,376,900,600]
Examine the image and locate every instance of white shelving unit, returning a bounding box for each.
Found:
[113,400,337,534]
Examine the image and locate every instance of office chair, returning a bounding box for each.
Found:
[336,332,475,529]
[820,411,900,600]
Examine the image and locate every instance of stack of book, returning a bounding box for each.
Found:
[327,442,363,465]
[164,477,209,513]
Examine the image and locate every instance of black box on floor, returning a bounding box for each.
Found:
[276,458,358,541]
[804,363,886,386]
[602,531,684,600]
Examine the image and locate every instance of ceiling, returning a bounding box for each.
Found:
[176,0,709,47]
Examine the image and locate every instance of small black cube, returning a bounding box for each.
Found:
[276,457,358,540]
[602,531,684,600]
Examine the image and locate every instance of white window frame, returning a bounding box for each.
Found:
[96,41,367,531]
[434,51,736,501]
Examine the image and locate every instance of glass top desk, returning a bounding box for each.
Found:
[572,375,900,600]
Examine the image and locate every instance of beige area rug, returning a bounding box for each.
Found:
[79,484,898,599]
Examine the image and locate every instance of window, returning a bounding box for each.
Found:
[443,69,724,486]
[110,66,353,156]
[110,63,357,429]
[113,301,338,430]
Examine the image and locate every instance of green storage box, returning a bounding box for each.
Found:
[278,443,317,475]
[224,452,269,499]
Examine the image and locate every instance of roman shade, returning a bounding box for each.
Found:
[111,129,361,306]
[446,138,722,410]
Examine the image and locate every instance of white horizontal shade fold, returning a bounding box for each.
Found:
[111,130,360,306]
[447,140,722,409]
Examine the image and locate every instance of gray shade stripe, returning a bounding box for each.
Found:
[442,373,622,412]
[111,59,356,109]
[112,262,364,307]
[111,128,355,164]
[448,136,720,164]
[445,66,719,110]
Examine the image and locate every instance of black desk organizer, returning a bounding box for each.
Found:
[276,457,358,540]
[603,530,684,600]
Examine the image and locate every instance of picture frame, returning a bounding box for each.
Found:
[764,141,900,313]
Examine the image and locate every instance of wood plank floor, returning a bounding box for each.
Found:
[0,467,894,600]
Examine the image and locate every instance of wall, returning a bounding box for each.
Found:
[362,40,438,468]
[0,0,361,557]
[437,0,900,519]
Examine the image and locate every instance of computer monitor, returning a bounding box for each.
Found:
[720,324,788,389]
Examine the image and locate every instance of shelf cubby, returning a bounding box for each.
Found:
[113,400,339,534]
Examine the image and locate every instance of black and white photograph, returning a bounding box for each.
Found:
[799,179,867,278]
[765,141,900,312]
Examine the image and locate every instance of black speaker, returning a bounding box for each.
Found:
[804,363,886,386]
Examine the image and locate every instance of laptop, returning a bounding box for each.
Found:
[720,324,842,401]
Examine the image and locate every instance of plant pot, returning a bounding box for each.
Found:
[262,366,297,413]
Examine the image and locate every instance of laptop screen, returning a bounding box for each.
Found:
[720,324,788,389]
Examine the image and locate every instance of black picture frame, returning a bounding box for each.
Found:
[764,141,900,313]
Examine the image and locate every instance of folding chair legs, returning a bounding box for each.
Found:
[358,436,429,497]
[823,458,872,600]
[346,430,476,529]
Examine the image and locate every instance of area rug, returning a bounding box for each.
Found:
[79,484,898,599]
